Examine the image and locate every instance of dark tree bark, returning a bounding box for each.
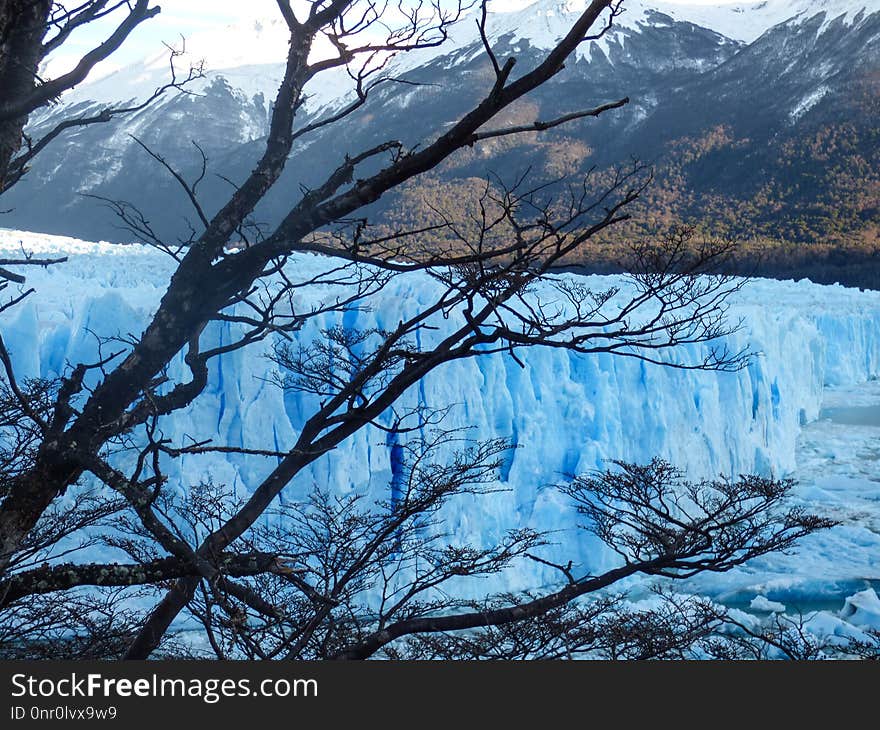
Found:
[0,552,282,608]
[0,0,52,190]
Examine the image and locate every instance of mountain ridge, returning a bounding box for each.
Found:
[47,0,878,113]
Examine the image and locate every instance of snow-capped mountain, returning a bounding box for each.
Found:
[45,0,876,109]
[2,0,878,246]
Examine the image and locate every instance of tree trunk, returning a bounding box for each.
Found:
[0,0,51,187]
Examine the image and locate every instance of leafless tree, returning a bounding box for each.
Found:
[0,0,848,659]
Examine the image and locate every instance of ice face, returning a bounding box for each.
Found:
[3,229,880,599]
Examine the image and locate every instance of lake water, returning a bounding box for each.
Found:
[819,403,880,429]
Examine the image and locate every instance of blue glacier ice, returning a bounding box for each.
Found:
[2,229,880,608]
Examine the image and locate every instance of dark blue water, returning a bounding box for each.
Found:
[819,404,880,427]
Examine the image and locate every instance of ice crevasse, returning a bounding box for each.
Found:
[3,231,880,595]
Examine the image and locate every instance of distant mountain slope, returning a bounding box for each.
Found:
[2,0,878,248]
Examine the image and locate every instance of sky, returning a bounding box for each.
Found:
[44,0,749,79]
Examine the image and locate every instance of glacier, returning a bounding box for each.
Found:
[2,228,880,614]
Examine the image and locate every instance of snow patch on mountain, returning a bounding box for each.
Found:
[642,0,879,43]
[790,84,830,120]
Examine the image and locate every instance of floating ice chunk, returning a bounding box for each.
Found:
[840,588,880,629]
[750,595,787,612]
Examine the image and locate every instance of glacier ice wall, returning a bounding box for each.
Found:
[4,230,880,591]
